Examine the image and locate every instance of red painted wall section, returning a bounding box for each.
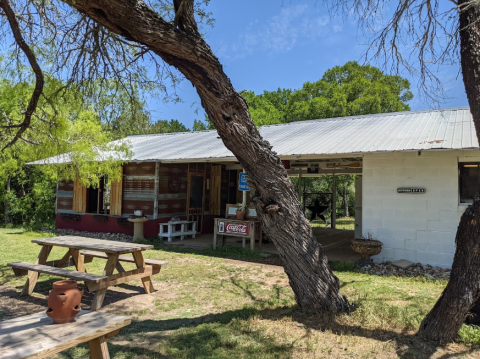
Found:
[56,214,217,237]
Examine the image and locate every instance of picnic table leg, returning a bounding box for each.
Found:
[115,262,126,273]
[71,249,90,292]
[88,335,110,359]
[91,253,119,311]
[55,249,72,268]
[132,251,155,294]
[21,245,52,296]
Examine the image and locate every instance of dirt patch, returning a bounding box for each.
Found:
[0,285,47,320]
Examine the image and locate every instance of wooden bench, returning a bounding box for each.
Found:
[158,221,196,242]
[0,310,130,359]
[8,260,164,293]
[81,250,168,268]
[7,262,107,283]
[9,258,77,277]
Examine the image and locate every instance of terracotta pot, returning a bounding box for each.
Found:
[236,210,246,220]
[47,280,83,324]
[351,239,383,260]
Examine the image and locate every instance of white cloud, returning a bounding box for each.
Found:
[226,5,336,58]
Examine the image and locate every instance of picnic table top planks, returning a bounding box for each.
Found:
[32,236,153,254]
[0,310,130,359]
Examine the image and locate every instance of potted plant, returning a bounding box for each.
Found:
[236,203,246,220]
[351,233,383,265]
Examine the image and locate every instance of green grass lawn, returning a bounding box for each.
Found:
[310,216,355,230]
[0,228,478,358]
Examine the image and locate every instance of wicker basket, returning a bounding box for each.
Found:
[351,239,383,260]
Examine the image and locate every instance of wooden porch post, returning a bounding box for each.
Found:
[153,162,160,219]
[242,169,247,207]
[332,173,336,229]
[298,168,302,204]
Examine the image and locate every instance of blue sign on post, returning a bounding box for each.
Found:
[238,173,250,191]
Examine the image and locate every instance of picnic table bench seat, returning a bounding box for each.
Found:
[81,250,168,267]
[7,262,107,283]
[0,310,130,359]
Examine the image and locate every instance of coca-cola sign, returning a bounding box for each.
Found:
[218,221,249,235]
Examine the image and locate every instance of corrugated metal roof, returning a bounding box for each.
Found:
[31,107,478,164]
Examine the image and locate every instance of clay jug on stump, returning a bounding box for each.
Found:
[47,280,84,324]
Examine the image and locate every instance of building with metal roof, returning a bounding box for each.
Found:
[46,107,480,269]
[34,107,478,165]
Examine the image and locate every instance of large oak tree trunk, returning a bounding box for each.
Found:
[419,0,480,343]
[66,0,349,313]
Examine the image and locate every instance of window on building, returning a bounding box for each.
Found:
[459,162,480,203]
[72,168,122,215]
[86,177,110,214]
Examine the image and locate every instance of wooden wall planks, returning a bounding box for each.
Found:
[110,167,123,216]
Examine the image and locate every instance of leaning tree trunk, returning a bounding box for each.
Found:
[419,0,480,343]
[66,0,349,313]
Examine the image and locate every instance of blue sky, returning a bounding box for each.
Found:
[148,0,468,129]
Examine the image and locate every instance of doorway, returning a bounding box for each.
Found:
[187,163,206,233]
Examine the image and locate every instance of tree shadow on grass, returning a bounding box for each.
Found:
[110,306,473,359]
[2,281,474,359]
[2,278,149,313]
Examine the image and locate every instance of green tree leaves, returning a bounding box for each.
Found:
[243,61,413,126]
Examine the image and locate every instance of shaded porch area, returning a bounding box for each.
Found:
[163,227,360,263]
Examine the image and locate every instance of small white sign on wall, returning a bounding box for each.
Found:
[397,187,426,194]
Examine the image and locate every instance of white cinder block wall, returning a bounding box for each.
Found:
[362,150,480,268]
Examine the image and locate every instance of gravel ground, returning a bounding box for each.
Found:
[56,228,134,242]
[360,261,451,281]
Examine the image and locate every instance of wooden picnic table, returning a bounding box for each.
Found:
[7,236,167,310]
[0,310,130,359]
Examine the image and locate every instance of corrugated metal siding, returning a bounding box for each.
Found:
[259,107,477,156]
[123,162,156,176]
[122,163,155,216]
[57,180,74,211]
[32,107,479,165]
[118,107,477,161]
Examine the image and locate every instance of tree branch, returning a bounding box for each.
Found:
[173,0,199,36]
[0,0,44,150]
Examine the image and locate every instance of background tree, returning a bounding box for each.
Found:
[242,62,412,126]
[328,0,480,342]
[0,0,349,314]
[0,73,194,227]
[246,62,412,224]
[292,175,356,222]
[0,76,131,227]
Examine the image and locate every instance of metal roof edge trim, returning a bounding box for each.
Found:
[125,129,218,139]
